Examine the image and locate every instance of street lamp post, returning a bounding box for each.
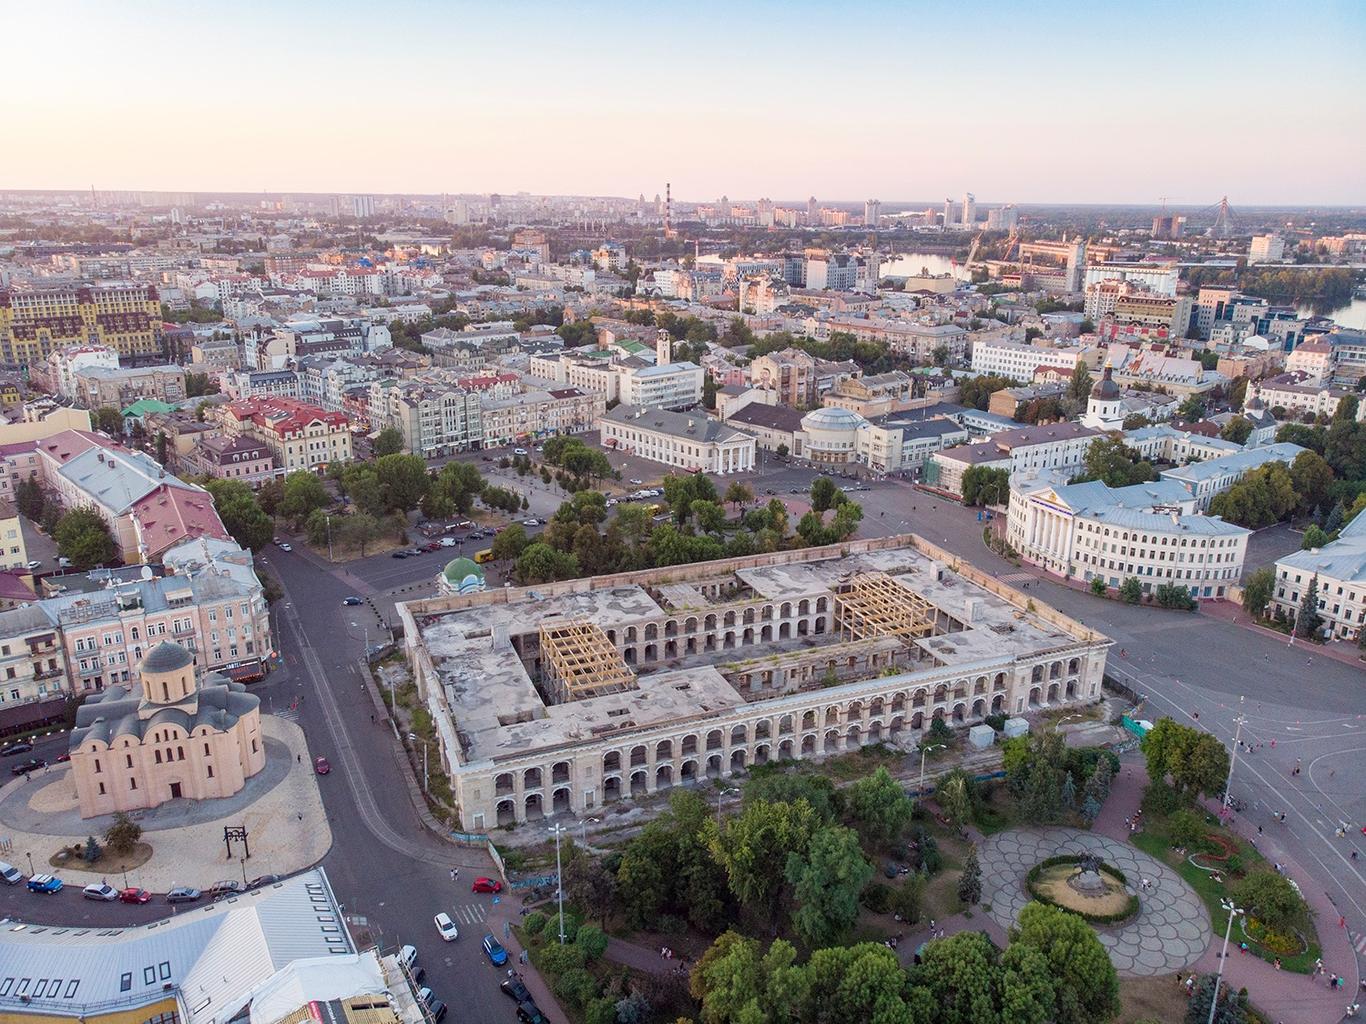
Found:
[1222,696,1246,813]
[326,515,333,563]
[25,852,33,875]
[1207,899,1244,1024]
[548,823,568,944]
[918,744,946,805]
[579,816,600,846]
[715,786,739,827]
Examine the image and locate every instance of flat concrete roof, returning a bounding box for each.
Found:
[406,539,1100,764]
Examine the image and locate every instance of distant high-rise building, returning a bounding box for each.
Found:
[445,199,470,226]
[1248,234,1285,264]
[961,192,976,227]
[863,199,882,226]
[352,195,375,219]
[1151,215,1185,240]
[807,196,819,222]
[986,205,1018,231]
[942,198,954,228]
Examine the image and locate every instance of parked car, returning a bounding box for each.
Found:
[392,550,408,558]
[421,542,441,552]
[439,537,456,547]
[206,880,243,897]
[513,447,528,456]
[0,741,33,757]
[27,874,62,894]
[26,560,41,570]
[516,1002,549,1024]
[434,912,458,942]
[521,518,539,527]
[248,874,280,888]
[427,998,448,1023]
[314,757,331,775]
[55,752,70,763]
[398,944,418,971]
[119,887,152,904]
[500,978,532,1003]
[10,757,45,775]
[278,543,292,552]
[417,987,434,1008]
[0,861,23,885]
[629,478,644,485]
[342,596,363,606]
[470,877,502,894]
[166,886,201,903]
[481,934,508,966]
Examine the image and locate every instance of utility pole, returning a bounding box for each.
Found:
[918,744,946,806]
[1207,899,1244,1024]
[1222,695,1246,812]
[715,786,739,827]
[326,515,333,563]
[548,823,568,944]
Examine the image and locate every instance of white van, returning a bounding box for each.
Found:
[0,861,23,885]
[439,537,456,548]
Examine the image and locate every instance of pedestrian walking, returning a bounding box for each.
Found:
[297,754,302,764]
[1258,825,1263,836]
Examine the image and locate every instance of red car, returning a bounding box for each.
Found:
[119,887,152,904]
[471,877,502,894]
[314,757,331,775]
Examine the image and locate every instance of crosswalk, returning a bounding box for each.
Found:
[276,706,299,723]
[997,572,1036,584]
[452,903,488,927]
[1352,930,1366,955]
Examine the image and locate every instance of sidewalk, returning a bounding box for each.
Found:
[485,895,571,1024]
[1199,600,1365,668]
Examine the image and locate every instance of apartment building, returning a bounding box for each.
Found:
[601,405,756,475]
[1007,473,1249,599]
[1271,512,1366,640]
[225,368,301,401]
[1249,373,1352,418]
[72,363,187,409]
[1159,442,1307,511]
[0,284,163,366]
[0,605,67,708]
[183,434,278,485]
[620,361,705,411]
[926,422,1103,498]
[809,317,969,364]
[970,339,1094,380]
[481,387,603,447]
[372,378,483,457]
[46,344,120,398]
[751,348,817,406]
[222,397,353,474]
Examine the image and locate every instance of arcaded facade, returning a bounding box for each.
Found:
[398,535,1111,833]
[67,641,265,818]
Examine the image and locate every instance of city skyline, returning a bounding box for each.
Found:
[5,0,1364,204]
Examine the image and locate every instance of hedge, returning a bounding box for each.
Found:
[1025,855,1140,924]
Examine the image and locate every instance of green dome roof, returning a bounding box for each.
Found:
[443,557,485,584]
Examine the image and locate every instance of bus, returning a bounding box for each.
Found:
[474,548,495,564]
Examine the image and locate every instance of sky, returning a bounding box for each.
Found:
[4,0,1365,205]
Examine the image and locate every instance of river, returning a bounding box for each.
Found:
[879,252,970,281]
[1297,296,1366,330]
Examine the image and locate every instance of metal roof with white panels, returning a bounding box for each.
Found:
[0,869,352,1024]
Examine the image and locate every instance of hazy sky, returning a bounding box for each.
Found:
[5,0,1364,204]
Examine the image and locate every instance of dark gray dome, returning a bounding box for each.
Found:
[142,641,194,674]
[1092,367,1120,400]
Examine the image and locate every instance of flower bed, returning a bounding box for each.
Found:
[1025,855,1140,924]
[1243,915,1308,958]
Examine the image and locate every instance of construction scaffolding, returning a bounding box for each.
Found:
[835,572,937,644]
[539,620,636,704]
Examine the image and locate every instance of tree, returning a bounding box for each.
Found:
[1231,870,1306,932]
[1219,416,1253,445]
[914,930,1001,1024]
[340,513,382,556]
[1069,361,1093,403]
[1295,575,1323,638]
[1141,718,1230,799]
[1012,901,1120,1024]
[844,767,913,850]
[957,844,982,906]
[280,471,330,525]
[708,799,819,923]
[690,932,804,1024]
[1289,450,1335,516]
[55,508,116,568]
[104,811,142,854]
[1089,576,1107,597]
[1324,418,1366,480]
[257,478,284,516]
[799,942,927,1024]
[1177,394,1206,421]
[424,461,484,519]
[205,479,274,552]
[83,835,102,863]
[744,771,841,824]
[1275,422,1326,453]
[961,466,1009,506]
[1240,566,1275,617]
[1185,974,1248,1024]
[997,943,1057,1024]
[936,768,974,832]
[1301,525,1330,550]
[15,477,44,522]
[775,443,789,459]
[1119,577,1143,604]
[724,481,754,511]
[563,852,617,928]
[373,426,406,457]
[375,454,430,512]
[93,406,123,435]
[784,825,873,947]
[691,499,727,536]
[1334,393,1359,422]
[515,542,578,583]
[1076,437,1155,488]
[809,476,841,513]
[491,522,528,561]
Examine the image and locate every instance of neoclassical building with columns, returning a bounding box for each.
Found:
[398,535,1110,832]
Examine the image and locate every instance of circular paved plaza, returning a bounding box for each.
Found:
[979,826,1211,976]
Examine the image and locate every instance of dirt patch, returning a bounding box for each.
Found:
[1030,864,1133,917]
[1118,976,1189,1023]
[50,841,153,874]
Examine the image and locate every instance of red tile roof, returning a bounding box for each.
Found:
[130,484,230,560]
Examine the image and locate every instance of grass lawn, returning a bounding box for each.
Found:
[819,743,906,781]
[1132,822,1320,974]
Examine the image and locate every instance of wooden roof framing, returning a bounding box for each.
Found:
[835,572,936,642]
[539,620,636,702]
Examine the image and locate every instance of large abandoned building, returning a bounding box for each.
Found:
[397,535,1110,832]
